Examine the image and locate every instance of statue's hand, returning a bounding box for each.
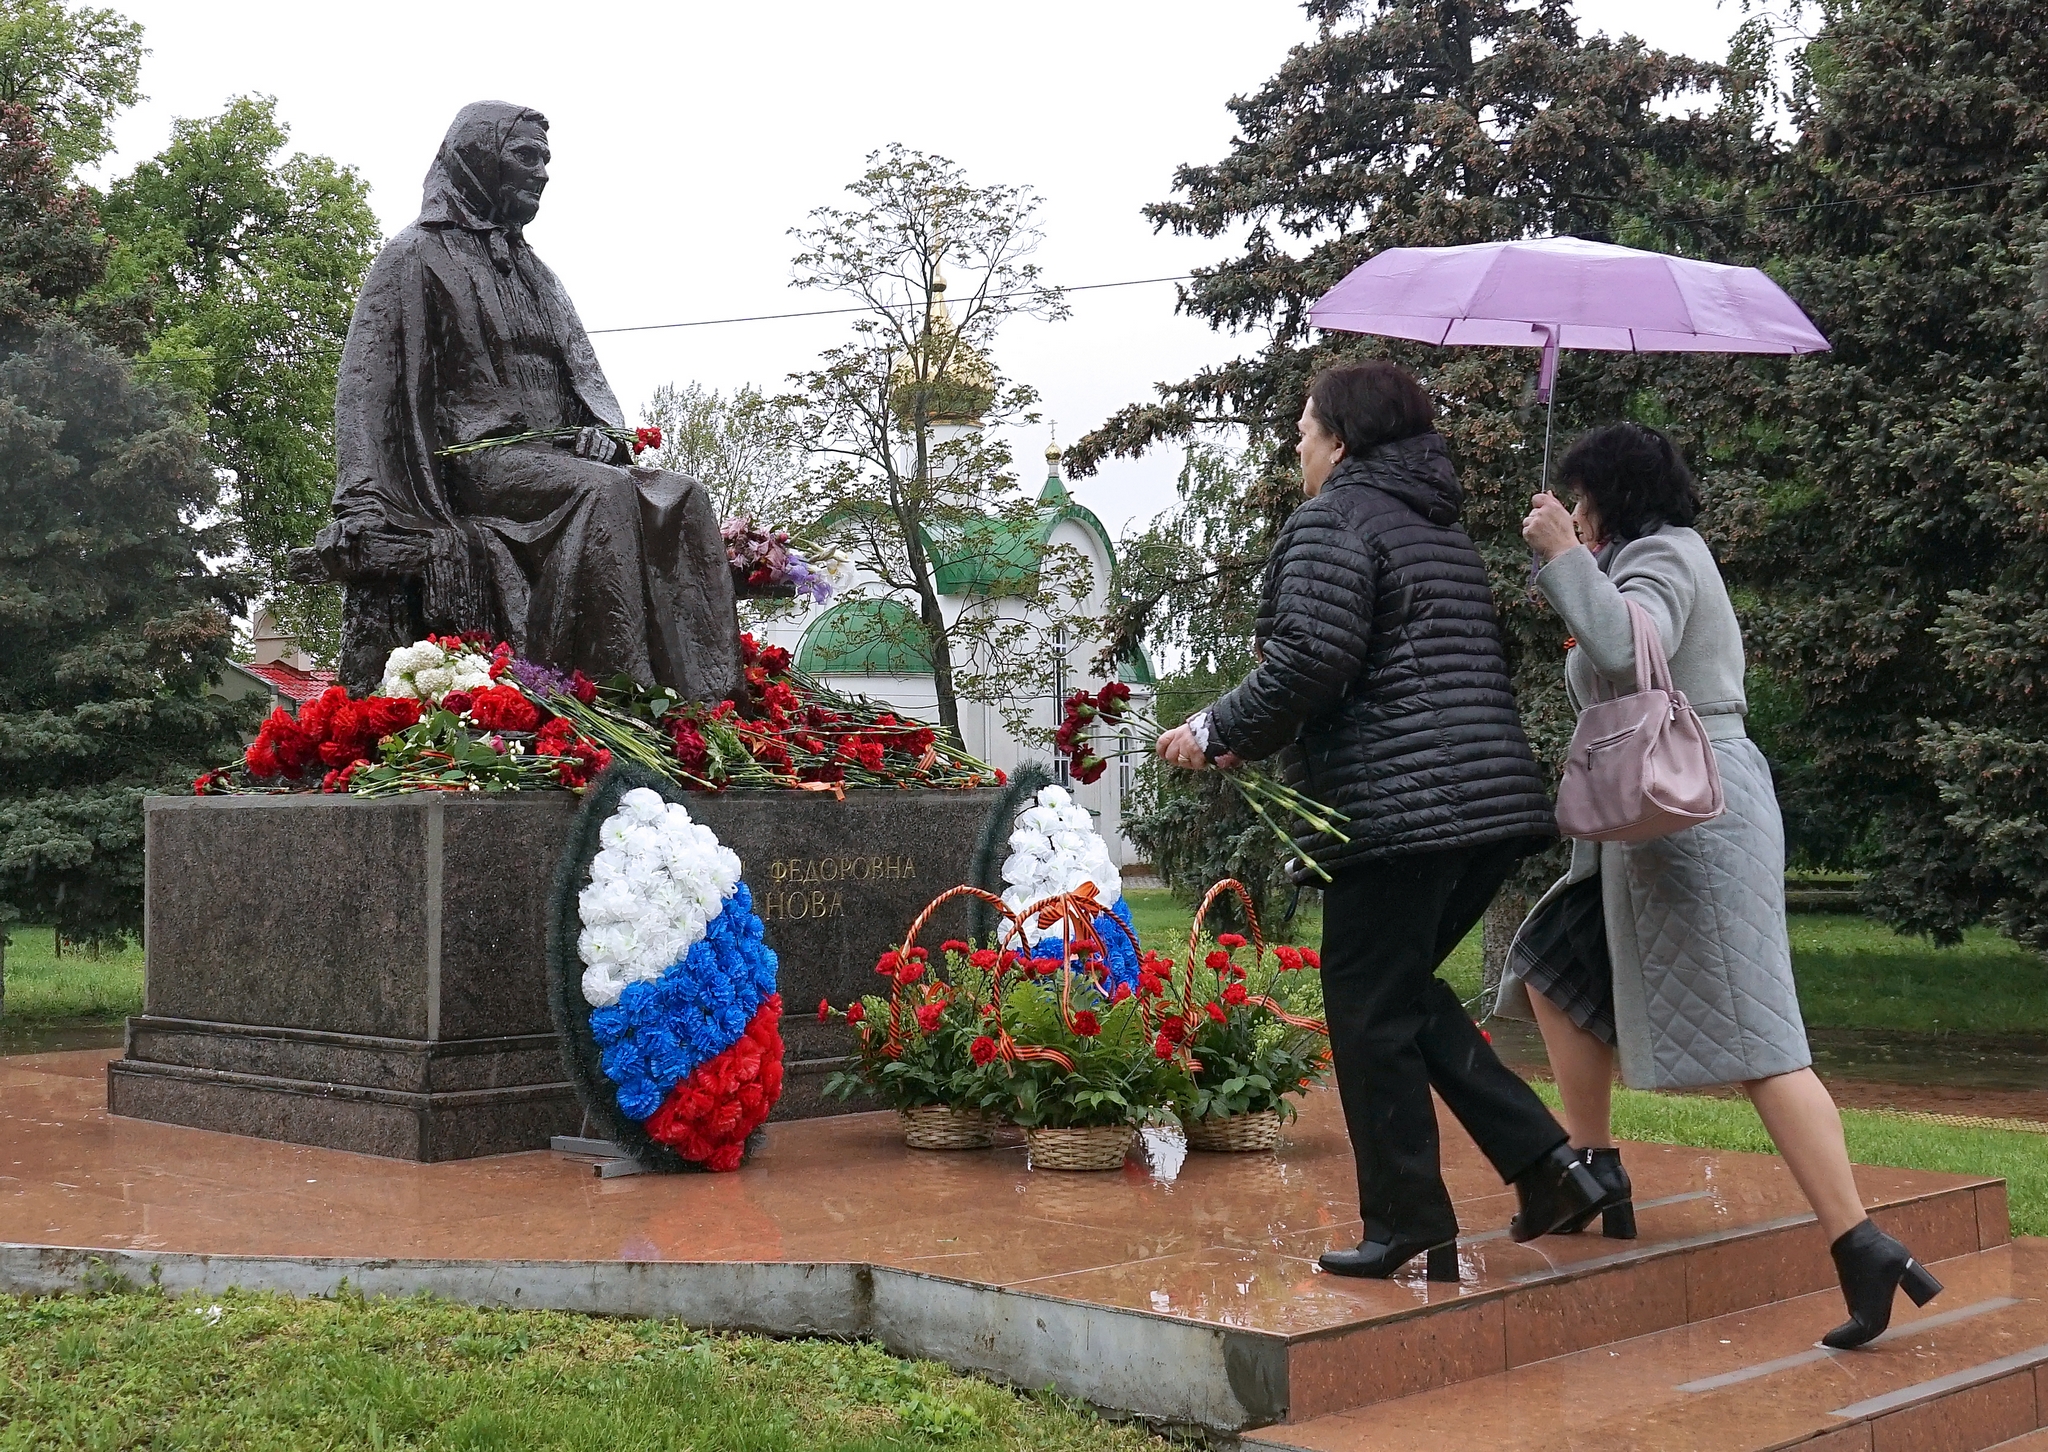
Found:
[572,425,621,463]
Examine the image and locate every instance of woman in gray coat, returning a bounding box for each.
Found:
[1503,424,1941,1350]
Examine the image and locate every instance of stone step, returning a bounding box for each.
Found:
[1273,1146,2002,1423]
[1989,1431,2048,1451]
[1247,1239,2048,1452]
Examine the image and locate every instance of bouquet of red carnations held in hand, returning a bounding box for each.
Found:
[1056,682,1354,880]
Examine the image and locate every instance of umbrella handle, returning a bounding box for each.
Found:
[1536,326,1560,489]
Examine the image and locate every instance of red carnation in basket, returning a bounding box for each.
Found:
[1217,933,1248,950]
[1302,948,1322,970]
[845,1002,866,1024]
[1223,982,1249,1007]
[1071,1010,1101,1038]
[1205,949,1231,972]
[818,998,831,1023]
[1274,946,1304,971]
[970,1035,997,1065]
[468,684,540,732]
[1206,1002,1228,1024]
[970,949,998,970]
[914,1002,943,1033]
[1153,1033,1175,1059]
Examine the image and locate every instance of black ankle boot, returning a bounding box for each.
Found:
[1559,1148,1636,1239]
[1508,1143,1605,1243]
[1823,1218,1943,1349]
[1319,1235,1460,1281]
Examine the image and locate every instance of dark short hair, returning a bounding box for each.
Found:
[1307,361,1435,457]
[1559,423,1699,544]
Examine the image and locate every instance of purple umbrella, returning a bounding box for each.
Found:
[1307,236,1830,481]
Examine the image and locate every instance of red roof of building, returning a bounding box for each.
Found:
[239,660,338,705]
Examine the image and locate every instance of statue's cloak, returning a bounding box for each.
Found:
[333,101,623,533]
[326,101,740,701]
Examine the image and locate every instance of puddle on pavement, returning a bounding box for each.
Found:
[0,1021,124,1057]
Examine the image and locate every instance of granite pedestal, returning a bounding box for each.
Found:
[109,789,997,1160]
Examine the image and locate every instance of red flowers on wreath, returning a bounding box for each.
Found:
[643,995,783,1173]
[466,683,540,732]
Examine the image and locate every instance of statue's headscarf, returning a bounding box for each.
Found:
[419,101,549,273]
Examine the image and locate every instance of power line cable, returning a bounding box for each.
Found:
[586,175,2027,335]
[586,274,1191,336]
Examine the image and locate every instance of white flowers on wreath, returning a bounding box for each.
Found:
[377,639,495,704]
[576,788,743,1008]
[999,783,1123,922]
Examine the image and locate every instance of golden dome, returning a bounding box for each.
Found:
[890,265,996,430]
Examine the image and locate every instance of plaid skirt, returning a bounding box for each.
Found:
[1506,873,1616,1046]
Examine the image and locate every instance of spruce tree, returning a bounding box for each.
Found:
[0,105,245,948]
[1721,0,2048,941]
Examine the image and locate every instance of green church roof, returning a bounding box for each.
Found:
[796,598,934,675]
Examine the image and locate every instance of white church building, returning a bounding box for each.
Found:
[752,445,1157,864]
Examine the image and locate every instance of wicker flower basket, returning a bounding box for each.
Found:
[1182,1109,1282,1153]
[898,1105,997,1151]
[1026,1124,1136,1172]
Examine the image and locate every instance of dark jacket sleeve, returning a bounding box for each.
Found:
[1207,498,1380,762]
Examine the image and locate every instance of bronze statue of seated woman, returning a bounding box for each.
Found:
[297,101,741,703]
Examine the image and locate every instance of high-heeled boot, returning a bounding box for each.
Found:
[1319,1234,1461,1281]
[1559,1148,1636,1239]
[1507,1142,1605,1243]
[1823,1218,1943,1349]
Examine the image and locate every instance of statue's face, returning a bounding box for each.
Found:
[497,122,550,225]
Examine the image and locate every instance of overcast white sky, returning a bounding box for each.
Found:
[93,0,1749,539]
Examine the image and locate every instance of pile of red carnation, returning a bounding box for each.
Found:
[672,633,941,788]
[244,688,422,791]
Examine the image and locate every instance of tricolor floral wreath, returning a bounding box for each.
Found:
[547,762,782,1171]
[999,784,1139,992]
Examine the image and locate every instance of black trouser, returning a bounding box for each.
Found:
[1320,838,1568,1244]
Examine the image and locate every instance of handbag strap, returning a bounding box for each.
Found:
[1588,597,1675,701]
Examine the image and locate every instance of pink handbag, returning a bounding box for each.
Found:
[1554,598,1725,843]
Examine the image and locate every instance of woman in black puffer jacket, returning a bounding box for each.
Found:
[1157,361,1598,1279]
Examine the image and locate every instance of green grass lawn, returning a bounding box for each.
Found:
[1786,914,2048,1034]
[1122,892,2047,1037]
[0,1290,1164,1452]
[1,928,144,1025]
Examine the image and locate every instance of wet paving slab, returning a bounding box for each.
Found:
[0,1046,2018,1435]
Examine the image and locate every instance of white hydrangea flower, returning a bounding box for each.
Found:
[582,963,627,1007]
[576,788,755,1007]
[413,666,454,699]
[999,785,1124,922]
[620,788,667,824]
